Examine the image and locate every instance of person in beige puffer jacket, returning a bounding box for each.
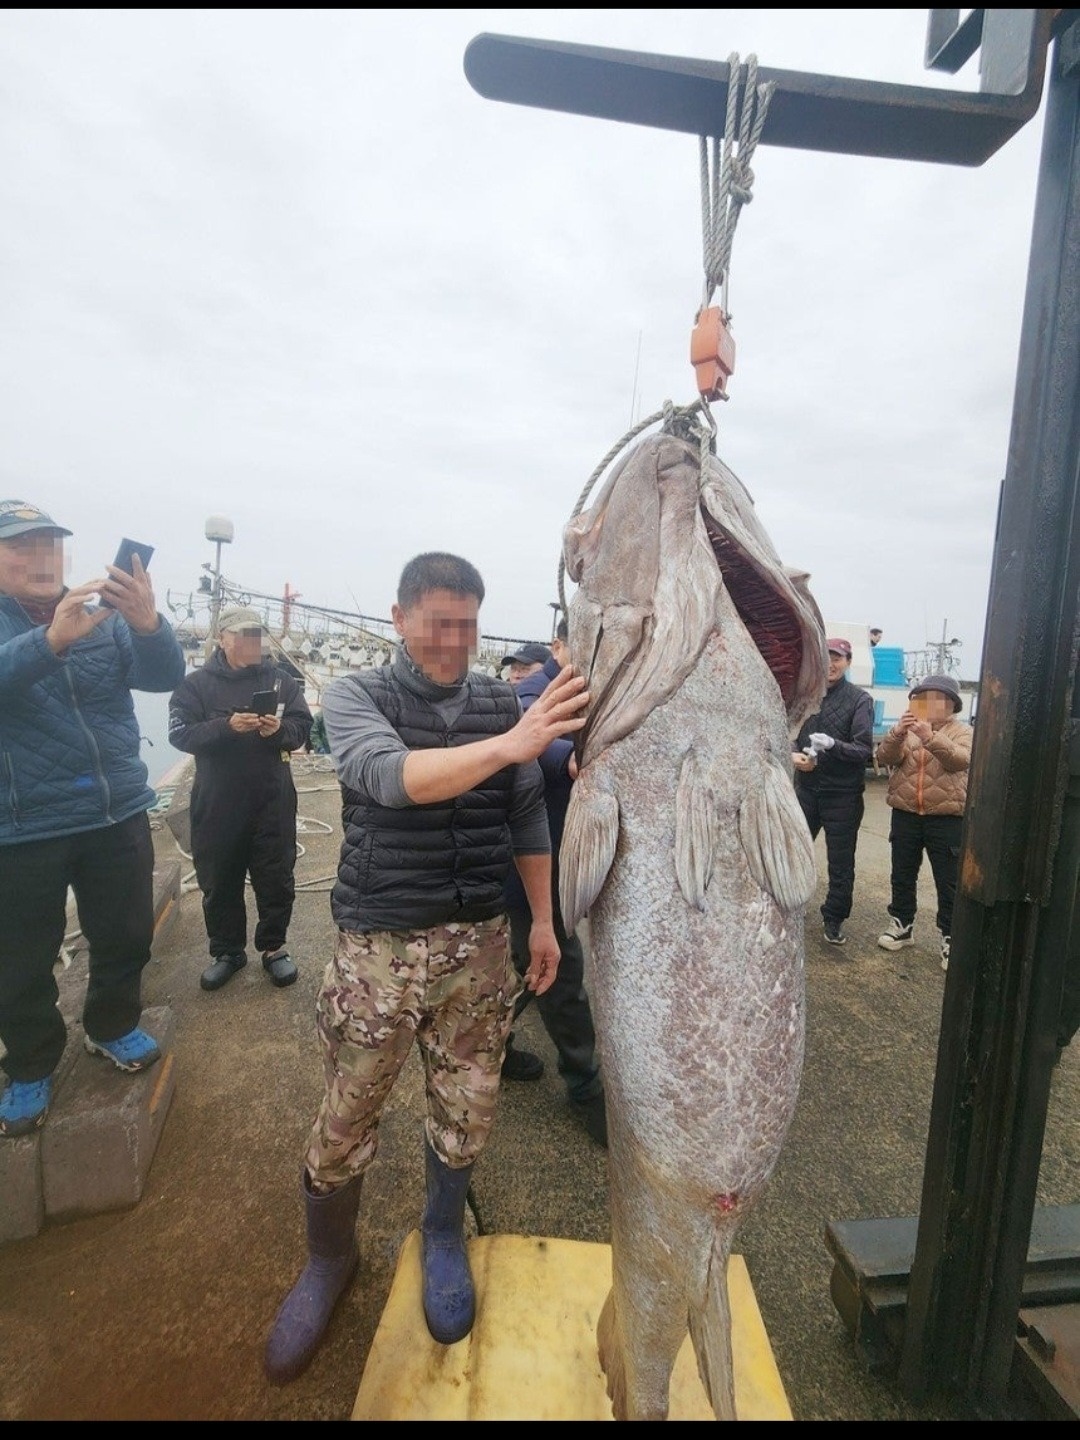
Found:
[875,673,972,971]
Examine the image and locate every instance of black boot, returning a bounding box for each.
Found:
[264,1171,362,1384]
[420,1141,475,1345]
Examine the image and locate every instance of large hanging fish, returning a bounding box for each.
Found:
[560,426,827,1421]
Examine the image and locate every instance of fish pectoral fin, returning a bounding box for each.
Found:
[737,761,817,912]
[674,748,717,910]
[559,783,620,933]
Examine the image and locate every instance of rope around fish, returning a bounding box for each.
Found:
[555,55,775,619]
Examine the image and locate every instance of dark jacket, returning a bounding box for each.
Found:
[503,655,573,914]
[330,663,523,933]
[0,593,186,845]
[167,649,312,812]
[793,677,875,795]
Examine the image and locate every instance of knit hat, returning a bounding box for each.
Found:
[909,673,962,712]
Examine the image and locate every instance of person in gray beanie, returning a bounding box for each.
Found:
[875,674,971,971]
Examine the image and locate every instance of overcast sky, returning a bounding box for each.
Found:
[1,9,1048,674]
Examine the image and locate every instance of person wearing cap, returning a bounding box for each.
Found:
[870,628,883,647]
[263,551,589,1383]
[0,499,186,1138]
[791,637,875,947]
[875,674,972,971]
[500,618,607,1144]
[168,606,313,991]
[501,640,552,686]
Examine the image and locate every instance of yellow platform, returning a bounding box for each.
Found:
[352,1232,793,1421]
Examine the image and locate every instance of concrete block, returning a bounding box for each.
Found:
[0,1132,44,1245]
[41,1006,177,1222]
[151,861,182,959]
[0,1040,82,1246]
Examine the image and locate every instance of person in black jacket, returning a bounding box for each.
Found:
[791,637,875,947]
[168,606,312,991]
[500,622,607,1146]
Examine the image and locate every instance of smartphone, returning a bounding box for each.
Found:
[100,538,155,608]
[909,694,930,721]
[251,689,279,716]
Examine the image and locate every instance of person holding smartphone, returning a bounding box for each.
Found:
[0,499,186,1138]
[167,606,313,992]
[875,674,972,971]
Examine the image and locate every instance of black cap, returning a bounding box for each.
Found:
[501,642,551,668]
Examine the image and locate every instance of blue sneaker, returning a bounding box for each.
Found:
[84,1027,161,1074]
[0,1076,53,1138]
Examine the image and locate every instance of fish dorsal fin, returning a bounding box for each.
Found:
[559,782,620,933]
[674,747,718,910]
[737,760,818,912]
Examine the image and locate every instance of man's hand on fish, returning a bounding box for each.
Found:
[792,750,816,772]
[507,665,589,763]
[523,918,561,995]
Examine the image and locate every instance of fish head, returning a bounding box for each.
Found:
[563,433,827,766]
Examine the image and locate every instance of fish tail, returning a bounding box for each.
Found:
[687,1230,737,1421]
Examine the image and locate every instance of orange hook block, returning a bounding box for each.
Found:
[690,306,736,400]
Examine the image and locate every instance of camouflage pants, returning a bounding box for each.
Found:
[304,917,520,1188]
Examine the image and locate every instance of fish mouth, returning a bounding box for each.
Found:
[564,435,828,768]
[700,507,806,712]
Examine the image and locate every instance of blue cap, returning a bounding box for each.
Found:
[0,500,71,540]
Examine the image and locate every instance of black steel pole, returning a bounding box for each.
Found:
[899,21,1080,1412]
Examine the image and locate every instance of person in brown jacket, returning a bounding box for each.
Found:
[875,673,972,971]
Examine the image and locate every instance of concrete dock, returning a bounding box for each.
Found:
[1,754,1077,1421]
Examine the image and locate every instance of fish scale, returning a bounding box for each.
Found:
[559,430,827,1420]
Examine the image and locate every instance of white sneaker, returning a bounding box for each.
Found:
[940,935,950,971]
[878,918,915,951]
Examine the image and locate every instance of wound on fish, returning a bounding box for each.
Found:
[713,1191,739,1215]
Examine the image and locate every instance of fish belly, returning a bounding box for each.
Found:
[585,622,806,1420]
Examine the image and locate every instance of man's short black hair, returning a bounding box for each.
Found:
[555,617,568,643]
[397,553,485,610]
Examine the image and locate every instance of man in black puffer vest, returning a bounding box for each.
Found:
[792,637,875,948]
[264,552,589,1385]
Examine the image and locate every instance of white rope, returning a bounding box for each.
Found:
[551,55,775,624]
[555,398,717,616]
[699,54,775,314]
